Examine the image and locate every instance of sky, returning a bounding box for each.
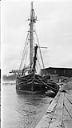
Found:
[1,0,72,74]
[0,1,1,69]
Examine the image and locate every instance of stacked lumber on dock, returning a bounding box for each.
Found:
[35,81,72,128]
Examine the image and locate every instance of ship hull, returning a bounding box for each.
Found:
[16,73,47,93]
[16,73,59,94]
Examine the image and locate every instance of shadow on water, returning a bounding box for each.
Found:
[16,90,47,106]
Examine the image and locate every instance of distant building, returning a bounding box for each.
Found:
[41,67,72,77]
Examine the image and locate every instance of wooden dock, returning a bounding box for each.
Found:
[35,81,72,128]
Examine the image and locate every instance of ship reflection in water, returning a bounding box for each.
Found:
[2,83,52,128]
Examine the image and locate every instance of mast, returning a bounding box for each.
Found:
[29,2,37,69]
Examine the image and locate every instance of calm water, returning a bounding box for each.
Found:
[2,82,52,128]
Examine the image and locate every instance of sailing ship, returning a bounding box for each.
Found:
[10,2,59,94]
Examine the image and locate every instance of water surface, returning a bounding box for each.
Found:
[2,83,52,128]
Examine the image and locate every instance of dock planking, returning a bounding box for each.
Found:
[35,82,72,128]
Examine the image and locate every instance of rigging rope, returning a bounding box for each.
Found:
[19,32,30,70]
[34,31,45,69]
[37,54,42,69]
[19,27,45,71]
[23,43,29,68]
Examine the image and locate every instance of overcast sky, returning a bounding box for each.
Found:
[2,0,72,74]
[0,1,1,68]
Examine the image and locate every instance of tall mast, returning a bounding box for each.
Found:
[30,2,37,69]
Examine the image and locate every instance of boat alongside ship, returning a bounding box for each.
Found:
[10,2,59,95]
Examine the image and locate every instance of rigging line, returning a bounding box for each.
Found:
[19,32,30,70]
[23,44,29,68]
[19,35,29,69]
[36,61,41,71]
[37,60,41,70]
[19,31,30,68]
[22,41,30,69]
[35,31,44,69]
[33,30,43,69]
[22,32,30,59]
[21,44,28,68]
[36,64,39,73]
[34,31,44,69]
[37,55,41,69]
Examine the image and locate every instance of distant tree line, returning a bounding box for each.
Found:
[3,74,16,81]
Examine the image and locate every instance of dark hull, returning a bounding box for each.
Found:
[16,73,47,93]
[16,73,59,94]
